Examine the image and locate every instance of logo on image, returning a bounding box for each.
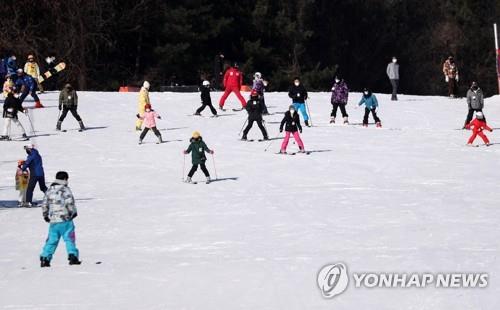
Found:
[317,262,349,298]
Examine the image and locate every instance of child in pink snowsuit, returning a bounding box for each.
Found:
[279,105,305,153]
[136,103,163,144]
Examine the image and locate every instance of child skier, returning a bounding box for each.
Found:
[40,171,81,267]
[288,77,310,126]
[15,160,29,207]
[358,88,382,127]
[136,103,163,144]
[330,76,349,124]
[465,111,493,146]
[279,105,306,154]
[1,91,28,141]
[242,90,269,141]
[194,80,217,116]
[252,72,269,115]
[183,131,214,183]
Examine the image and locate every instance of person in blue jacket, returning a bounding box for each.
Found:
[6,55,17,77]
[21,145,47,206]
[15,69,43,108]
[358,88,382,127]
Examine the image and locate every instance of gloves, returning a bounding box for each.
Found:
[158,116,162,119]
[44,216,50,223]
[183,150,188,154]
[209,150,214,154]
[58,105,62,111]
[136,113,140,118]
[299,129,302,133]
[279,129,283,133]
[445,76,449,83]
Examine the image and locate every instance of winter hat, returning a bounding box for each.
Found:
[476,111,484,119]
[65,83,72,89]
[202,80,210,86]
[55,171,69,181]
[144,104,152,110]
[143,81,150,90]
[192,131,201,138]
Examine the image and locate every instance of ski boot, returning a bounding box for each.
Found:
[40,257,51,268]
[185,177,192,183]
[21,133,28,140]
[138,139,143,145]
[68,254,81,265]
[219,105,226,112]
[78,121,86,132]
[56,121,62,131]
[279,149,287,154]
[305,120,310,127]
[206,176,211,184]
[376,122,382,128]
[362,123,368,128]
[330,117,335,124]
[262,136,269,141]
[298,147,306,153]
[194,112,201,116]
[34,101,44,108]
[241,135,247,141]
[343,117,349,124]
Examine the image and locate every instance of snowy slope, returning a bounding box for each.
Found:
[0,90,499,309]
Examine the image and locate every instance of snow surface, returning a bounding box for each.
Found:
[0,90,499,309]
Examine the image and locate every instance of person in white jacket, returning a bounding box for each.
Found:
[386,56,399,101]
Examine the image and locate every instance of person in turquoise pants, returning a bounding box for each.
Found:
[288,77,310,126]
[40,171,81,267]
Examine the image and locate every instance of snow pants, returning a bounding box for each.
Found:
[59,106,82,122]
[293,102,309,121]
[41,221,79,261]
[26,175,47,203]
[281,131,304,152]
[331,102,348,118]
[448,79,458,97]
[188,162,210,178]
[363,108,380,125]
[468,131,490,145]
[19,88,39,103]
[2,117,26,136]
[196,102,217,115]
[139,126,162,141]
[219,86,246,108]
[390,79,399,100]
[243,118,268,139]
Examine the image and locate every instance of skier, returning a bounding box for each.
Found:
[218,63,246,110]
[242,90,269,141]
[279,105,306,154]
[6,54,17,77]
[443,56,459,98]
[2,75,14,98]
[183,131,214,184]
[15,160,29,207]
[57,84,85,131]
[330,76,349,124]
[463,81,485,129]
[22,144,47,207]
[288,77,310,127]
[24,54,43,93]
[358,88,382,127]
[252,72,269,115]
[386,56,399,101]
[137,103,163,144]
[1,91,28,140]
[15,69,43,108]
[213,53,225,90]
[465,112,493,146]
[40,171,81,267]
[136,81,150,131]
[195,80,217,116]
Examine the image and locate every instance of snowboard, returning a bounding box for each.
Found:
[38,62,66,83]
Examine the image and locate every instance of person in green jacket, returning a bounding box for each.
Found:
[57,84,85,131]
[183,131,214,183]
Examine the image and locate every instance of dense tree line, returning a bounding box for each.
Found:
[1,0,499,95]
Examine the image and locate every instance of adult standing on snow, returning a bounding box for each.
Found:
[288,77,310,127]
[24,54,43,93]
[386,56,399,101]
[218,63,246,110]
[443,56,459,98]
[57,84,85,131]
[463,81,485,129]
[22,145,47,207]
[213,53,225,90]
[330,76,349,124]
[1,90,28,140]
[136,81,150,131]
[15,69,44,108]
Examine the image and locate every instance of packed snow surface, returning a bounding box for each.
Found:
[1,91,499,309]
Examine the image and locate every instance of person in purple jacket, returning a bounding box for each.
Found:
[252,72,269,115]
[330,76,349,124]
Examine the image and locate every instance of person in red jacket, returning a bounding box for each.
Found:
[218,63,246,110]
[466,111,493,146]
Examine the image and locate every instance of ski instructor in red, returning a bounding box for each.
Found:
[219,63,246,110]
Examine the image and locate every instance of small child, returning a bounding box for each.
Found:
[279,105,306,154]
[2,75,14,98]
[252,72,269,115]
[466,111,493,146]
[137,103,163,144]
[194,80,217,116]
[358,88,382,127]
[15,160,29,207]
[183,131,214,184]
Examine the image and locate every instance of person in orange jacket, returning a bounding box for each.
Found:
[218,63,246,110]
[466,111,493,146]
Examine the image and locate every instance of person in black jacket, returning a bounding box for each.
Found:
[195,80,217,116]
[288,77,310,127]
[279,105,305,153]
[242,90,268,141]
[1,91,28,140]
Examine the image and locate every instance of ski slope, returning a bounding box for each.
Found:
[0,90,499,309]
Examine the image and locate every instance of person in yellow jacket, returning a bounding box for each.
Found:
[23,55,43,93]
[2,75,14,98]
[136,81,150,130]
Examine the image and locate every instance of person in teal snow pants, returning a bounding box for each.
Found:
[288,77,310,127]
[40,171,81,267]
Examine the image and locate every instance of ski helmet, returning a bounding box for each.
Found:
[16,68,23,75]
[254,72,262,79]
[250,89,259,98]
[476,111,484,119]
[143,81,150,90]
[202,80,210,86]
[144,104,152,110]
[192,131,201,138]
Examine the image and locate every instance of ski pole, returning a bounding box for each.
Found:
[26,110,36,137]
[264,132,281,152]
[305,100,313,126]
[238,119,248,136]
[182,153,186,181]
[211,153,218,180]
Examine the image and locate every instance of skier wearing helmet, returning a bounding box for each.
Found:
[241,89,269,141]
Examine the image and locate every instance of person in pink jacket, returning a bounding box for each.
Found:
[136,104,163,144]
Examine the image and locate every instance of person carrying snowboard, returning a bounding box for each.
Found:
[288,77,310,127]
[22,144,47,207]
[137,103,163,144]
[330,76,349,124]
[358,88,382,127]
[24,54,43,93]
[218,63,246,110]
[39,171,81,267]
[195,80,217,116]
[57,84,85,131]
[15,69,43,108]
[183,131,214,183]
[1,90,28,140]
[252,72,269,115]
[465,111,493,146]
[463,81,485,129]
[242,90,269,141]
[15,160,29,207]
[136,81,150,131]
[279,105,305,154]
